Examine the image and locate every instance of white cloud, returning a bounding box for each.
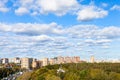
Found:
[67,25,99,38]
[67,25,120,39]
[15,7,29,15]
[111,5,120,11]
[96,39,112,44]
[37,0,79,16]
[0,0,108,21]
[77,5,108,21]
[0,0,9,12]
[0,7,9,12]
[101,3,108,8]
[14,0,79,16]
[84,39,111,46]
[101,45,110,49]
[0,22,64,36]
[32,35,54,41]
[99,26,120,39]
[0,23,120,40]
[0,23,120,58]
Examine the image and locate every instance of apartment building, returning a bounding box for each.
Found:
[9,57,21,64]
[1,58,9,64]
[90,55,95,63]
[42,58,49,66]
[72,56,80,63]
[21,57,33,69]
[57,56,65,64]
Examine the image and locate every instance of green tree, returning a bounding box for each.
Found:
[107,72,119,80]
[46,74,61,80]
[90,69,108,80]
[17,72,32,80]
[79,70,91,80]
[64,72,79,80]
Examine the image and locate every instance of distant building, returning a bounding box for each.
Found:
[72,56,80,63]
[90,55,95,63]
[37,60,43,68]
[49,58,55,65]
[42,58,49,66]
[32,59,42,69]
[32,59,37,68]
[1,58,9,64]
[57,56,65,64]
[9,57,21,64]
[64,56,72,63]
[21,57,33,69]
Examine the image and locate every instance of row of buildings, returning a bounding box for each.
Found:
[0,57,42,69]
[0,56,82,69]
[43,56,81,66]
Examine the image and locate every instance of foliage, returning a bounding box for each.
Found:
[17,71,32,80]
[0,63,21,79]
[19,63,120,80]
[45,74,61,80]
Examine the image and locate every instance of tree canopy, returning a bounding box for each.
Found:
[18,63,120,80]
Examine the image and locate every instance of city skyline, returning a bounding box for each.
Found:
[0,0,120,60]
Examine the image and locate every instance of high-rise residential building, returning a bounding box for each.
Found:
[90,55,95,63]
[32,59,37,69]
[9,57,21,64]
[21,57,33,69]
[57,56,65,64]
[72,56,80,63]
[64,56,72,63]
[49,58,55,65]
[53,57,58,64]
[42,58,49,66]
[1,58,9,64]
[32,59,42,69]
[37,60,43,68]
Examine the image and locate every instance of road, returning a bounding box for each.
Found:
[1,72,23,80]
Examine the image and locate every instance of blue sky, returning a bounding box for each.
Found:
[0,0,120,61]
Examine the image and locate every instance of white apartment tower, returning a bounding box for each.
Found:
[1,58,9,64]
[90,55,95,63]
[21,57,33,69]
[42,58,49,66]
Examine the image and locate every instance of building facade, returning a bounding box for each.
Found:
[9,57,21,64]
[57,56,65,64]
[72,56,80,63]
[42,58,49,66]
[1,58,9,64]
[21,57,33,69]
[90,55,95,63]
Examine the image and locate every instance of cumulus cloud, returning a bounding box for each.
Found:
[0,0,109,21]
[77,5,108,21]
[0,23,120,58]
[15,7,29,15]
[32,35,54,42]
[67,25,120,39]
[14,0,108,21]
[1,23,120,40]
[111,5,120,11]
[67,25,99,38]
[37,0,79,16]
[85,39,112,46]
[14,0,79,16]
[99,26,120,39]
[0,22,64,36]
[0,0,9,12]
